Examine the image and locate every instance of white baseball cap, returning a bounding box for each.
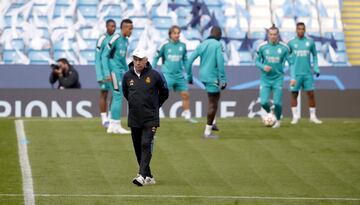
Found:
[132,48,147,59]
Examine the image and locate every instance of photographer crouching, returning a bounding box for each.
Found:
[49,58,81,89]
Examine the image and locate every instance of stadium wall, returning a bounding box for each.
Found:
[1,65,359,118]
[1,65,360,89]
[1,89,359,118]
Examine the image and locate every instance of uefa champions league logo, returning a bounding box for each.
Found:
[247,97,274,119]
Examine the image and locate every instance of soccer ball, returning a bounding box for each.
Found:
[263,113,276,127]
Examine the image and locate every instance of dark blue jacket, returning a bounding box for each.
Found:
[122,62,169,128]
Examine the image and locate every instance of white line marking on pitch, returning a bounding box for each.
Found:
[0,193,359,201]
[15,120,36,205]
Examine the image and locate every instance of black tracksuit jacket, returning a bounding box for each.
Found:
[122,62,169,128]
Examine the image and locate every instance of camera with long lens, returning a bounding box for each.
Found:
[50,64,60,70]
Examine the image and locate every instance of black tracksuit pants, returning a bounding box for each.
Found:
[131,127,156,178]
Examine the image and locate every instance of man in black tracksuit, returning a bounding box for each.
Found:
[122,48,168,186]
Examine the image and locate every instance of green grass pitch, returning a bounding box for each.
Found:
[0,118,359,205]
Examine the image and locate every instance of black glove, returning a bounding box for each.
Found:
[315,72,320,78]
[187,76,193,84]
[221,83,227,90]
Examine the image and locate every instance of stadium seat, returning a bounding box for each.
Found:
[280,31,296,42]
[6,39,25,50]
[54,50,78,64]
[83,39,97,50]
[227,29,246,39]
[182,29,202,40]
[128,40,139,54]
[252,0,270,6]
[336,42,346,52]
[28,50,51,64]
[252,40,264,51]
[320,0,339,8]
[249,18,272,32]
[173,0,191,5]
[228,40,243,50]
[53,39,75,51]
[158,29,169,39]
[175,7,191,18]
[77,5,97,18]
[77,0,99,6]
[204,0,221,7]
[80,50,95,63]
[54,4,70,17]
[152,17,173,30]
[324,32,345,41]
[326,8,341,18]
[307,32,321,38]
[336,52,349,64]
[184,40,201,51]
[3,49,26,64]
[131,16,148,29]
[2,27,23,39]
[177,17,188,27]
[56,0,72,4]
[249,6,271,18]
[280,17,296,31]
[271,0,286,8]
[130,28,143,41]
[251,31,266,40]
[315,41,323,51]
[239,51,253,64]
[320,17,343,33]
[35,27,50,38]
[102,4,122,17]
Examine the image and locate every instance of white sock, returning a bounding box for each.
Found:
[110,119,118,124]
[183,109,191,120]
[101,112,108,123]
[291,107,298,119]
[204,124,212,135]
[212,119,216,125]
[107,111,111,120]
[309,107,316,119]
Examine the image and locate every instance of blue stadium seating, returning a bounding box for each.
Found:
[78,0,99,6]
[0,0,349,66]
[3,50,21,64]
[9,39,25,50]
[152,17,173,30]
[80,50,95,64]
[28,50,50,64]
[239,52,253,65]
[78,5,98,18]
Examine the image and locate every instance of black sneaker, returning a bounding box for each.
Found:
[132,175,144,186]
[212,124,219,131]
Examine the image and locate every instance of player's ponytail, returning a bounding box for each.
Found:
[269,24,279,34]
